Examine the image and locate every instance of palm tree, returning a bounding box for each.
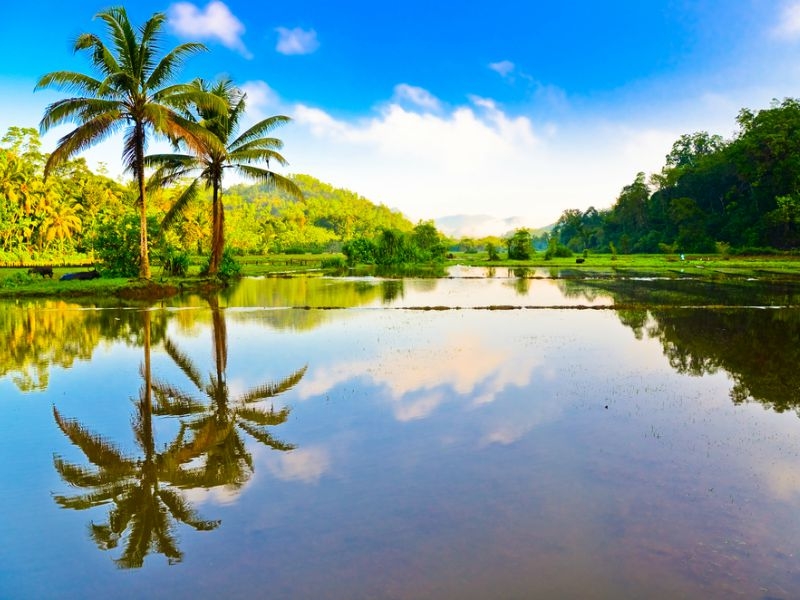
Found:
[40,198,82,253]
[36,7,222,278]
[149,78,302,276]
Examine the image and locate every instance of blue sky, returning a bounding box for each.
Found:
[2,1,800,229]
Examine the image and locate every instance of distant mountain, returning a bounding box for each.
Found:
[434,214,551,238]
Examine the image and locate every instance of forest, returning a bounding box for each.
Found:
[550,98,800,254]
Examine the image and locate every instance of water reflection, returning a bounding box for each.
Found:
[564,278,800,414]
[51,303,305,568]
[624,307,800,413]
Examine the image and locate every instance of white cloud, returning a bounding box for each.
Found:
[275,27,320,55]
[489,60,515,78]
[393,84,442,111]
[168,1,251,58]
[774,2,800,39]
[240,81,282,114]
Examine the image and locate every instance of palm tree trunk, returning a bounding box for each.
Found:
[209,178,223,275]
[135,123,151,279]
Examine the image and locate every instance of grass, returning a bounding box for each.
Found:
[448,251,800,279]
[3,251,800,300]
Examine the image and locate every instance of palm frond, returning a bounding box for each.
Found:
[147,43,207,90]
[158,488,220,531]
[163,337,205,390]
[39,97,121,133]
[230,137,284,154]
[230,115,292,149]
[44,111,122,176]
[236,406,291,426]
[151,379,206,416]
[234,365,307,404]
[234,165,304,200]
[53,406,131,469]
[54,456,134,487]
[237,421,296,451]
[230,148,288,165]
[35,71,105,96]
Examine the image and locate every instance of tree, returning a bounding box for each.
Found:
[150,78,301,275]
[507,228,532,260]
[36,7,218,278]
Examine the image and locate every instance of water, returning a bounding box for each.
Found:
[1,269,800,599]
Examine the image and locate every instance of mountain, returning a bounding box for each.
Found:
[434,215,551,239]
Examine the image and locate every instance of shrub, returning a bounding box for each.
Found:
[342,237,378,265]
[93,214,159,277]
[202,247,241,279]
[160,246,190,277]
[544,237,573,260]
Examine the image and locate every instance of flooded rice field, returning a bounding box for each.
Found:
[1,267,799,599]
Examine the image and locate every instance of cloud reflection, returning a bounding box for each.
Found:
[266,446,331,483]
[298,328,543,422]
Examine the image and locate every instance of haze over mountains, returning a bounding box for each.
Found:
[433,215,551,239]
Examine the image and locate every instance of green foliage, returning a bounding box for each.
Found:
[94,214,159,277]
[342,237,377,265]
[0,271,35,289]
[507,229,533,260]
[320,256,345,269]
[411,221,446,262]
[342,223,447,266]
[202,247,241,279]
[544,236,573,260]
[486,242,500,261]
[593,98,800,253]
[160,246,190,277]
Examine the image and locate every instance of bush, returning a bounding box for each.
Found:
[202,247,241,279]
[321,256,345,269]
[544,237,573,260]
[160,246,190,277]
[93,214,159,277]
[342,237,378,265]
[0,271,35,288]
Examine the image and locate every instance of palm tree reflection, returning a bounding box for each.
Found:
[154,297,306,488]
[52,304,305,567]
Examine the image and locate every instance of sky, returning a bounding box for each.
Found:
[2,1,800,228]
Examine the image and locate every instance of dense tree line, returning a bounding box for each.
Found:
[552,98,800,253]
[0,127,422,265]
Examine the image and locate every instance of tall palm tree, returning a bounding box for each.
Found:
[149,78,302,276]
[36,7,222,278]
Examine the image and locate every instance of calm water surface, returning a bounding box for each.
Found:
[1,268,800,599]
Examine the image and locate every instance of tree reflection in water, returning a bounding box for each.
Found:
[154,296,306,488]
[52,302,305,568]
[566,278,800,415]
